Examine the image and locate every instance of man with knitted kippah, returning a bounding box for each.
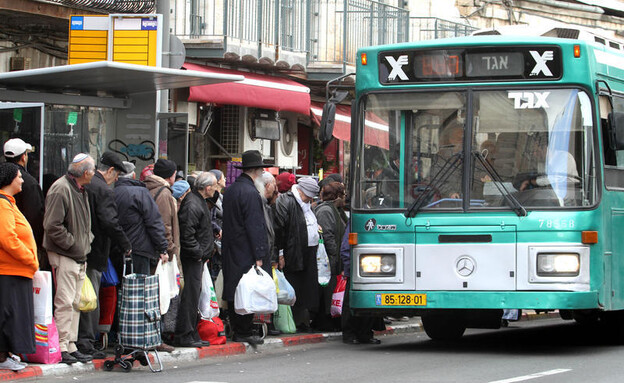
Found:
[44,153,96,364]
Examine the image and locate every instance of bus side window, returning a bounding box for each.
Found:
[603,95,624,189]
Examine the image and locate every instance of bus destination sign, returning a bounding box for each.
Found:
[379,46,562,84]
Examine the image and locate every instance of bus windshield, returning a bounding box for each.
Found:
[355,88,597,211]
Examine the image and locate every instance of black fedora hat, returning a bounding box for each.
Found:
[234,150,275,169]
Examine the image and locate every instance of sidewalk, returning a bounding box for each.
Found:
[0,311,557,381]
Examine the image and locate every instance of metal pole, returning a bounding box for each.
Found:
[157,0,171,158]
[343,0,348,74]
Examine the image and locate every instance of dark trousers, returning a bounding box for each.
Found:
[341,280,375,341]
[77,267,102,352]
[175,258,203,340]
[0,275,35,354]
[227,301,254,337]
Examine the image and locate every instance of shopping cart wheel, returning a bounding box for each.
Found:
[119,359,133,372]
[103,360,115,371]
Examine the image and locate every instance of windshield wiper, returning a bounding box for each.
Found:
[405,152,462,218]
[472,150,527,217]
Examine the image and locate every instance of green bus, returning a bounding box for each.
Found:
[336,30,624,340]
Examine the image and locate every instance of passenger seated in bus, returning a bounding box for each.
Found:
[428,122,464,200]
[517,144,579,191]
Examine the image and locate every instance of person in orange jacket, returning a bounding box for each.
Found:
[0,162,39,371]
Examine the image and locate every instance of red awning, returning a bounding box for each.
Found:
[311,102,389,149]
[184,63,311,115]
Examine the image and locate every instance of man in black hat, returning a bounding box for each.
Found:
[77,151,132,358]
[222,150,272,345]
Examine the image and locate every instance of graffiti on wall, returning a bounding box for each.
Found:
[108,139,155,162]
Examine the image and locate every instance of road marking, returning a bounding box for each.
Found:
[488,369,571,383]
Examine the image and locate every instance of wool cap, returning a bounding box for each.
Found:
[297,176,319,198]
[153,159,177,179]
[276,172,296,193]
[171,180,191,199]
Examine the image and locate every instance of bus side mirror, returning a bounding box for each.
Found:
[319,102,336,145]
[609,112,624,150]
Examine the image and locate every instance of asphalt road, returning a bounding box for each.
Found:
[35,318,624,383]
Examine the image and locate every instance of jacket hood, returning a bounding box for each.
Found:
[144,174,170,190]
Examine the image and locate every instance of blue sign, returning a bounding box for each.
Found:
[375,294,382,306]
[71,16,84,30]
[141,18,158,30]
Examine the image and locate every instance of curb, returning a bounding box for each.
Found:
[0,311,555,380]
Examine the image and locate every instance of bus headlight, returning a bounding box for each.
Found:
[536,253,580,276]
[360,254,396,276]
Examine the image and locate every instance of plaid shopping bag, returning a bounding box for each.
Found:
[118,273,162,349]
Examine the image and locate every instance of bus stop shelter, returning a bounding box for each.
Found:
[0,61,242,184]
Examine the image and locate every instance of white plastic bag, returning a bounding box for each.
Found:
[155,260,171,314]
[199,263,220,319]
[316,238,331,286]
[234,266,278,315]
[274,269,296,306]
[33,270,53,324]
[168,254,181,299]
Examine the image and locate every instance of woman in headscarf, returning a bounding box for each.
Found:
[0,162,39,371]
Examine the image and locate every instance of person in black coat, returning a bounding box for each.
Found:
[222,150,271,345]
[113,167,168,270]
[274,177,320,331]
[3,139,46,269]
[114,162,173,352]
[78,152,132,357]
[174,171,217,347]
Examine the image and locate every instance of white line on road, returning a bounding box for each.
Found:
[488,369,572,383]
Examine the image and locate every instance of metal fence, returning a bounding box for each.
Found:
[170,0,409,68]
[409,17,477,41]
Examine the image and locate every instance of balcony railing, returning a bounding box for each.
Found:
[409,17,477,41]
[171,0,409,71]
[44,0,155,13]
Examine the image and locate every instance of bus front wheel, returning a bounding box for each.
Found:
[421,313,466,341]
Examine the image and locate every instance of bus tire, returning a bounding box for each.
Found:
[422,313,466,341]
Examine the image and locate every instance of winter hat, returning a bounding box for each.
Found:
[276,172,296,193]
[153,159,177,179]
[297,176,319,198]
[172,180,190,199]
[120,161,136,176]
[0,162,19,188]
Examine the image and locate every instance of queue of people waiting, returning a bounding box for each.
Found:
[0,141,383,372]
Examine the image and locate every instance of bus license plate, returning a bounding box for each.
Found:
[376,294,427,306]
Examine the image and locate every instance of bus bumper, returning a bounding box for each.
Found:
[350,290,600,312]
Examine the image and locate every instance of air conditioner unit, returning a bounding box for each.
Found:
[274,117,298,168]
[241,107,271,157]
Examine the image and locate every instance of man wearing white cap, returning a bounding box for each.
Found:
[3,138,46,268]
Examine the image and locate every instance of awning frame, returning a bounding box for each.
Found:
[0,61,243,108]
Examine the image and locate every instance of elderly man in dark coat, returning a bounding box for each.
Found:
[222,150,271,345]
